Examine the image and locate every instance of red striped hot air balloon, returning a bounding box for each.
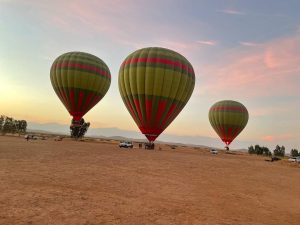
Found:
[50,52,111,125]
[119,47,195,143]
[209,100,249,149]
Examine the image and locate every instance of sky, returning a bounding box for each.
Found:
[1,0,300,150]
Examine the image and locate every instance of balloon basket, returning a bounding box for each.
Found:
[144,142,155,150]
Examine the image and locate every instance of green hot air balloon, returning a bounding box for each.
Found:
[50,52,111,125]
[119,47,195,144]
[208,100,249,149]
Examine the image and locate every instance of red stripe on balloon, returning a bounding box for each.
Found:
[53,63,110,78]
[145,134,158,142]
[220,126,233,146]
[69,90,75,113]
[122,57,194,74]
[78,91,84,111]
[145,99,152,128]
[155,100,167,125]
[71,112,84,121]
[228,127,233,140]
[81,93,94,112]
[139,127,162,135]
[139,127,162,142]
[211,106,246,113]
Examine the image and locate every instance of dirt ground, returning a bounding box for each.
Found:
[0,135,299,225]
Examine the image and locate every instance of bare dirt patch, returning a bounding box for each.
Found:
[0,136,299,225]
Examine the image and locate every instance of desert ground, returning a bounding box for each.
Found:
[0,135,299,225]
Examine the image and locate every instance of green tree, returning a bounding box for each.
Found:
[14,120,20,133]
[255,145,263,155]
[0,116,27,134]
[0,115,5,133]
[18,120,27,133]
[274,145,285,157]
[248,145,255,154]
[262,147,271,156]
[248,145,271,156]
[290,149,299,157]
[2,117,14,133]
[273,145,280,156]
[281,146,285,157]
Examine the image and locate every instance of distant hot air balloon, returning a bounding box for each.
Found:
[50,52,111,126]
[119,47,195,143]
[208,100,249,149]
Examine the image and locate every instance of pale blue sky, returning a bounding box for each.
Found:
[1,0,300,150]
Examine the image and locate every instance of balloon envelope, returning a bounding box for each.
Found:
[50,52,111,121]
[119,47,195,141]
[208,100,249,146]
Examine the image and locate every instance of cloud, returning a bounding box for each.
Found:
[217,9,245,15]
[15,1,153,43]
[262,133,300,142]
[196,40,217,46]
[50,1,137,38]
[197,33,300,98]
[239,42,261,47]
[9,1,218,54]
[262,135,275,142]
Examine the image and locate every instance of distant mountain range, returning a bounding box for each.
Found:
[27,122,251,150]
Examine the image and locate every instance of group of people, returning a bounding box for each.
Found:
[138,142,155,150]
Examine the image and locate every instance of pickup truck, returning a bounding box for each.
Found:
[119,141,133,148]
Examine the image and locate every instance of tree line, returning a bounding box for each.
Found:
[248,144,299,157]
[0,114,90,139]
[0,115,27,134]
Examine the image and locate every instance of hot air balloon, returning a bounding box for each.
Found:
[50,52,111,129]
[208,100,249,150]
[119,47,195,145]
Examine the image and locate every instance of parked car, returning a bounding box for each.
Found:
[210,149,218,154]
[119,141,133,148]
[288,156,300,162]
[24,134,37,140]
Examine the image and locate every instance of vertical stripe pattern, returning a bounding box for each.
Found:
[208,100,249,146]
[119,47,195,141]
[50,52,111,121]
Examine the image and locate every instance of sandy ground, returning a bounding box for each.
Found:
[0,135,299,225]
